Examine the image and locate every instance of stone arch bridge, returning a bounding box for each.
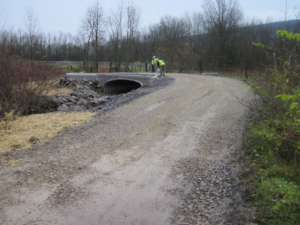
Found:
[66,73,156,94]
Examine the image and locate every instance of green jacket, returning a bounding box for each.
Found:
[158,60,165,66]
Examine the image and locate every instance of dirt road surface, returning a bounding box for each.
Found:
[0,73,255,225]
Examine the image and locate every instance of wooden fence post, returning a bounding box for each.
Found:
[199,61,202,74]
[245,66,248,79]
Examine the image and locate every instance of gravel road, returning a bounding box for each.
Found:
[0,73,255,225]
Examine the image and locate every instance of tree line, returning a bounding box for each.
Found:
[0,0,299,72]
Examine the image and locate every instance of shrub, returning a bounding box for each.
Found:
[255,177,300,224]
[247,30,300,224]
[0,48,62,117]
[249,31,300,165]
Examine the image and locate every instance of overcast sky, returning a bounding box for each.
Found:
[1,0,299,36]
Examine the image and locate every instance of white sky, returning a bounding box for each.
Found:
[1,0,299,36]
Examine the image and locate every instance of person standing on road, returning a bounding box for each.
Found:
[151,56,156,72]
[154,56,158,73]
[157,59,165,77]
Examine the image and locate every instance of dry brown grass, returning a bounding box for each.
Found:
[0,111,96,153]
[41,79,73,96]
[26,78,72,96]
[46,87,73,96]
[6,159,20,167]
[0,77,92,154]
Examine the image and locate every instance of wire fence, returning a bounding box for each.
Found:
[38,61,151,73]
[99,62,151,73]
[39,61,267,79]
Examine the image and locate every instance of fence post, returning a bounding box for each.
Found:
[199,61,202,74]
[110,62,112,73]
[245,66,248,79]
[145,63,147,72]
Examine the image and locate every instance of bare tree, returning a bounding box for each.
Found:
[108,1,141,70]
[80,0,105,70]
[78,24,93,69]
[202,0,243,68]
[108,2,124,63]
[123,2,141,70]
[46,32,52,60]
[22,7,39,63]
[143,24,160,61]
[0,9,7,34]
[155,16,188,72]
[185,12,204,70]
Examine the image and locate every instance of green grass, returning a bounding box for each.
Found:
[247,144,300,224]
[54,65,84,73]
[129,66,147,72]
[255,176,300,224]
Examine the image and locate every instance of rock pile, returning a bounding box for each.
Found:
[53,77,120,112]
[51,76,174,113]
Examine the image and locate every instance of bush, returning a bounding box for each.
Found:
[0,48,62,118]
[247,30,300,224]
[255,177,300,224]
[250,31,300,165]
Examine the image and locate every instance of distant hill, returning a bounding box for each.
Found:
[257,19,300,32]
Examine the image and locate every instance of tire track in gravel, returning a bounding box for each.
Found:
[0,73,255,225]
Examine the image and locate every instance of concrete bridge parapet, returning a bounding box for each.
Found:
[66,73,156,94]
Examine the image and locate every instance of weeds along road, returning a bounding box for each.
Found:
[0,73,255,225]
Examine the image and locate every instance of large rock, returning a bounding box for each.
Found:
[68,105,75,111]
[78,99,88,106]
[70,92,79,97]
[81,93,88,99]
[74,106,85,111]
[58,104,69,112]
[87,97,95,101]
[54,100,64,106]
[88,100,106,108]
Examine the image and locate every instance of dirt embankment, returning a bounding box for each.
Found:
[0,73,255,225]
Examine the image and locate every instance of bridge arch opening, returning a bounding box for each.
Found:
[104,79,143,94]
